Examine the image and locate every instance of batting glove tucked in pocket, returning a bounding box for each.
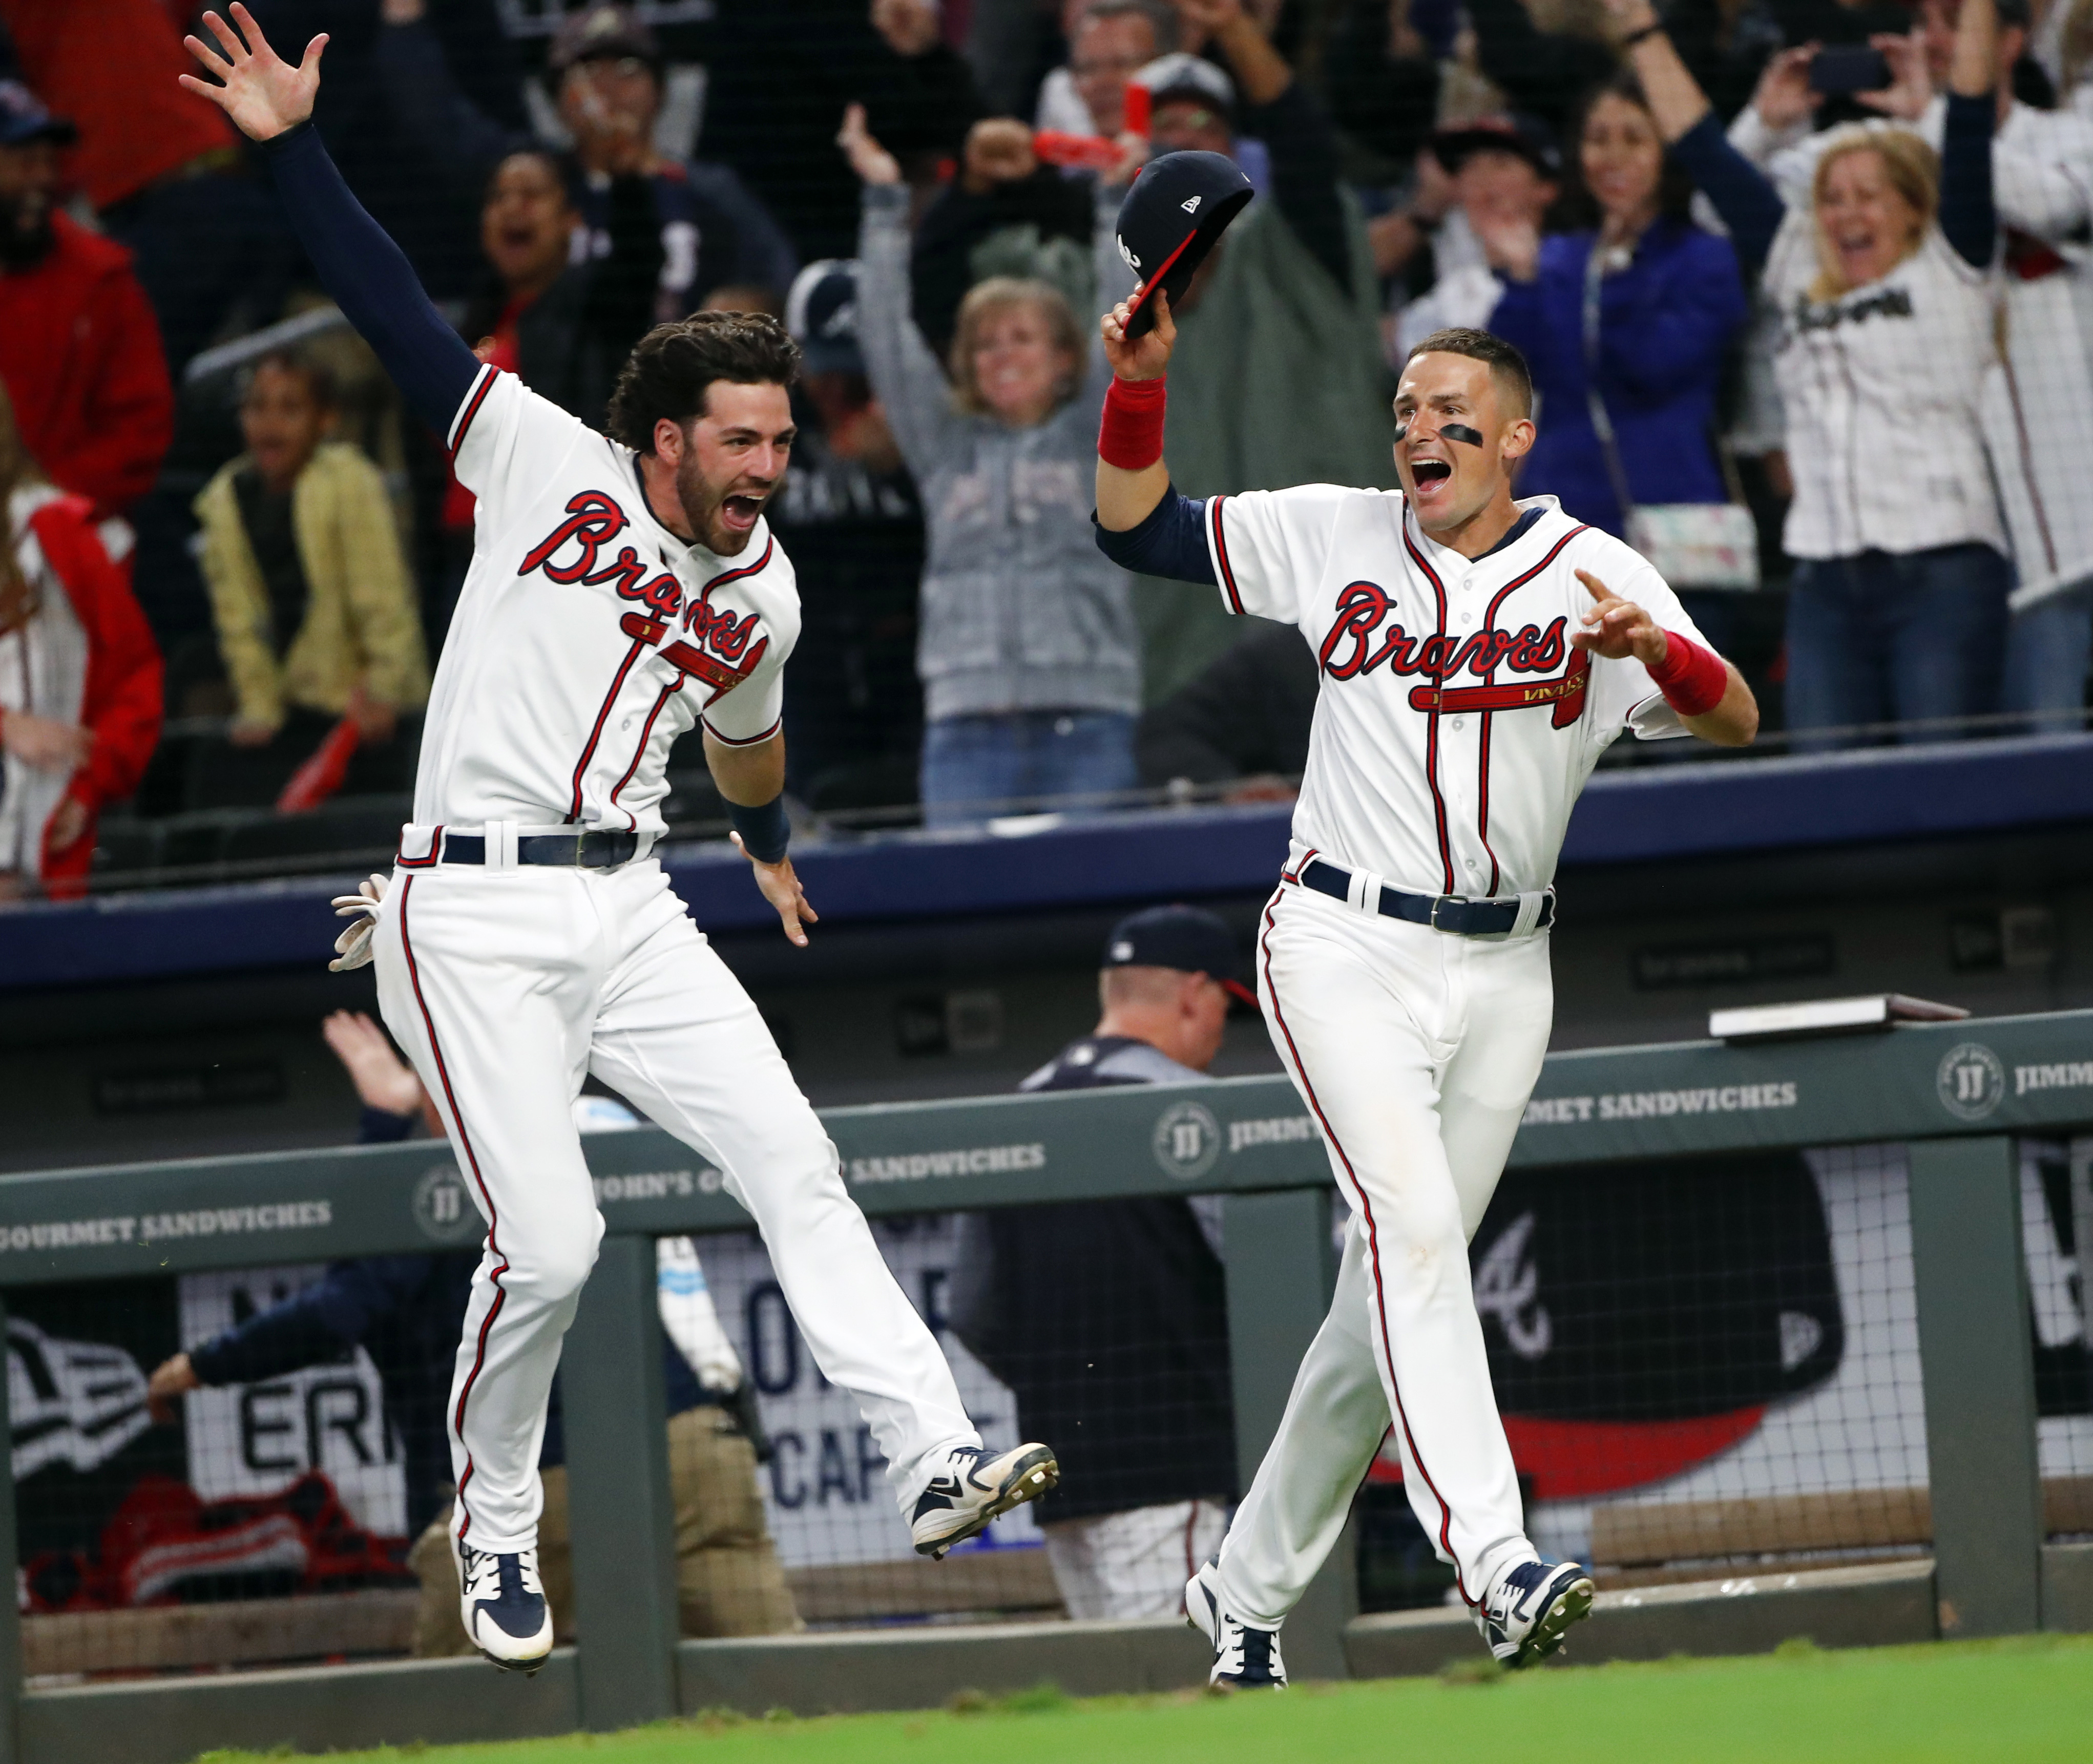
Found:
[328,873,389,972]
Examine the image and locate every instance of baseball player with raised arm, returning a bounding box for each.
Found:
[180,8,1055,1674]
[1091,159,1758,1685]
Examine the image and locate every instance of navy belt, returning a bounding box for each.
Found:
[1297,858,1554,937]
[440,830,641,869]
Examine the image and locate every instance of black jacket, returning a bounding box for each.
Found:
[1137,621,1318,788]
[950,1037,1237,1522]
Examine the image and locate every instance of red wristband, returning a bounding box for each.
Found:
[1646,628,1727,718]
[1098,374,1167,471]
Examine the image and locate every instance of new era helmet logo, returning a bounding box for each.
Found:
[1118,236,1142,271]
[1182,195,1202,213]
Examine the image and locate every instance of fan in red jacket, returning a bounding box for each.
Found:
[0,81,175,526]
[0,383,162,901]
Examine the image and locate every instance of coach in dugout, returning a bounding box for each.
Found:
[951,905,1244,1620]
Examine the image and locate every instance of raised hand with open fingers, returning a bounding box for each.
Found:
[1571,569,1670,667]
[179,4,327,142]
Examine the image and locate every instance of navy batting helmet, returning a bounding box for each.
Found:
[1113,150,1253,338]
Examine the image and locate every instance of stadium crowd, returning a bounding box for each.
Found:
[3,0,2092,898]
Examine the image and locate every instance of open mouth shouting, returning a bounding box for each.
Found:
[1408,454,1454,508]
[720,491,767,535]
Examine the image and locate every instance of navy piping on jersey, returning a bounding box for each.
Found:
[1474,523,1588,895]
[569,638,651,823]
[698,535,775,598]
[608,677,687,831]
[396,875,508,1545]
[1093,491,1546,596]
[701,713,781,747]
[1399,516,1458,896]
[1210,496,1244,613]
[448,365,497,459]
[396,825,443,869]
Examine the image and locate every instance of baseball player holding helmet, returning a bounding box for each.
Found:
[1094,153,1759,1684]
[180,8,1056,1674]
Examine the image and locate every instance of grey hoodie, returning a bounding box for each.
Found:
[855,182,1141,723]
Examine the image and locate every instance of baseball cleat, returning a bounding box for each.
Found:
[456,1538,554,1672]
[1186,1556,1287,1689]
[910,1441,1059,1558]
[1475,1554,1595,1668]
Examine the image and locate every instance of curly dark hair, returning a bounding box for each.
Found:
[605,311,802,453]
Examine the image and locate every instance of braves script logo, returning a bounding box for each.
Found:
[517,491,769,702]
[1318,585,1589,726]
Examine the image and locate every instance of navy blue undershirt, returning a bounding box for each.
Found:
[258,121,483,437]
[1094,489,1545,587]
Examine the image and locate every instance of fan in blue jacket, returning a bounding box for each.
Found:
[1484,70,1749,543]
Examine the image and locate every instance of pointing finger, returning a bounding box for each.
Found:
[1575,569,1616,602]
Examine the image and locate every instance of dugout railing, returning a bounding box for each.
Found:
[1,1008,2091,1761]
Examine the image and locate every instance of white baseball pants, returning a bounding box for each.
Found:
[1212,880,1553,1624]
[1040,1497,1230,1621]
[372,856,979,1555]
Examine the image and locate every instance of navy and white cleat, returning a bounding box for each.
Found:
[456,1539,554,1673]
[910,1441,1059,1559]
[1186,1557,1287,1689]
[1475,1555,1595,1668]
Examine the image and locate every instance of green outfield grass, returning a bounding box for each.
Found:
[196,1633,2093,1764]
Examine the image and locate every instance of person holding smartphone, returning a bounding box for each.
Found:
[1606,0,2009,750]
[1731,0,2093,732]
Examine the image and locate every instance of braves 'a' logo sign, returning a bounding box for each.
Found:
[1318,582,1587,726]
[517,491,769,702]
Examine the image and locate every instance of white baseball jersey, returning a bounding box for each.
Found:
[418,364,800,840]
[1204,489,1701,900]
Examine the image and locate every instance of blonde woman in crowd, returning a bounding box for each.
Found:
[1613,0,2009,749]
[0,381,161,901]
[841,108,1141,826]
[1732,0,2093,728]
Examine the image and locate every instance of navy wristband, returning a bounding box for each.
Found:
[728,794,791,864]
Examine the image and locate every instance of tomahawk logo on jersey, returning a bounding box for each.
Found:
[1203,487,1707,898]
[424,366,800,842]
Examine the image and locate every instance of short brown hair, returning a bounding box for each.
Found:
[605,311,802,452]
[1403,327,1534,419]
[947,278,1083,418]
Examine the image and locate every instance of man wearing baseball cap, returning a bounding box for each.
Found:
[1098,0,1390,707]
[549,3,799,315]
[951,904,1250,1622]
[1392,114,1560,361]
[770,258,925,800]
